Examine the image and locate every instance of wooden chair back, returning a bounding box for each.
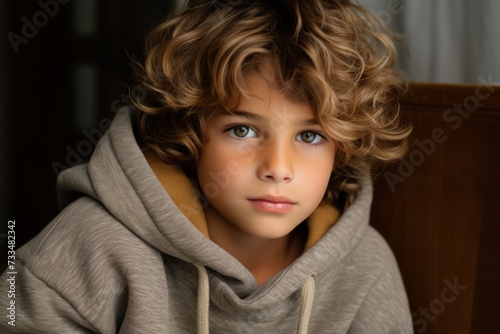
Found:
[371,82,500,334]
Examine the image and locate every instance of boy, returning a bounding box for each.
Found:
[1,0,413,332]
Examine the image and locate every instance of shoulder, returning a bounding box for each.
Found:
[13,196,167,328]
[20,196,140,261]
[18,196,163,289]
[317,224,406,296]
[338,225,407,297]
[346,226,413,332]
[311,225,413,332]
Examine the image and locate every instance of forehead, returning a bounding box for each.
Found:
[216,102,317,134]
[223,70,313,118]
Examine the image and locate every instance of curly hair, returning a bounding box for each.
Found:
[132,0,412,203]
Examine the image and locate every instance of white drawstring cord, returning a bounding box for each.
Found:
[297,275,315,334]
[196,264,210,334]
[195,265,315,334]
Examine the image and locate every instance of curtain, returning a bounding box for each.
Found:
[357,0,500,85]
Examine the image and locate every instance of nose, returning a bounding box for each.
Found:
[256,139,295,183]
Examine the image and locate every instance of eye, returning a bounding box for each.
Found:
[227,125,257,138]
[297,131,324,144]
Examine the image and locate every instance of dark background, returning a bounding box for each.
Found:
[1,0,180,270]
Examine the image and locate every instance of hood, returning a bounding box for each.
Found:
[57,107,371,310]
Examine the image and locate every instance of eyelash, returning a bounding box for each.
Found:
[224,125,327,145]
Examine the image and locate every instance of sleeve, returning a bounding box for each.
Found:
[0,260,98,333]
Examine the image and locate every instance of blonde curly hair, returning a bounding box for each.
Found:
[133,0,412,204]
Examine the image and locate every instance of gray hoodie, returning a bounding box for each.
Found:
[0,109,413,333]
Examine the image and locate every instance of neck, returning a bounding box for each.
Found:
[205,205,306,285]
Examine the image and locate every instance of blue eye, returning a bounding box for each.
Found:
[297,131,324,144]
[228,126,257,138]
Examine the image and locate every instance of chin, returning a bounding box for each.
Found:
[244,225,295,240]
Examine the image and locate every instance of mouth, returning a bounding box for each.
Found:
[247,195,297,213]
[249,195,296,203]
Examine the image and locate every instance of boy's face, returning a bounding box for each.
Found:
[197,71,336,241]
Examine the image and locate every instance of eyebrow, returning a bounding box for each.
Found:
[220,109,320,127]
[219,109,264,121]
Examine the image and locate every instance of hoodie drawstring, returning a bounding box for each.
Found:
[296,275,315,334]
[196,264,210,334]
[195,265,315,334]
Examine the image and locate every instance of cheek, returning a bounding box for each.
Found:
[305,166,332,194]
[300,154,335,197]
[197,143,246,199]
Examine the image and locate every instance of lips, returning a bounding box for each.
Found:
[248,195,297,213]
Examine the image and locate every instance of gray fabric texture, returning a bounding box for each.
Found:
[0,109,413,333]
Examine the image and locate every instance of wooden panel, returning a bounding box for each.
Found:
[371,83,500,334]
